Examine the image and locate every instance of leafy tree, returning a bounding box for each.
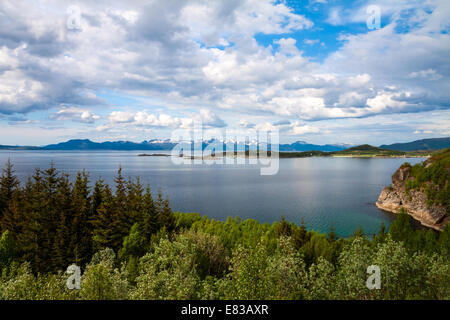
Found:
[132,235,199,300]
[305,257,336,300]
[119,223,147,262]
[80,248,129,300]
[335,237,374,300]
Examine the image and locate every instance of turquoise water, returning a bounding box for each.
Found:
[0,150,425,237]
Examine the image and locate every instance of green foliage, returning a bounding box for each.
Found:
[225,236,306,300]
[0,231,15,271]
[0,162,448,300]
[119,223,147,262]
[334,145,406,157]
[305,257,336,300]
[80,248,129,300]
[0,159,20,233]
[334,237,374,299]
[404,148,449,211]
[131,235,200,300]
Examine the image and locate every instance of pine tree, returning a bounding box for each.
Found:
[69,170,92,267]
[39,164,62,272]
[92,183,123,252]
[140,186,158,242]
[52,173,72,270]
[1,189,22,239]
[115,167,131,244]
[158,195,176,233]
[327,223,338,242]
[90,178,105,242]
[19,172,44,272]
[91,178,105,218]
[0,159,20,232]
[353,226,365,238]
[126,177,145,226]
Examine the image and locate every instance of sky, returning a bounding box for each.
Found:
[0,0,449,146]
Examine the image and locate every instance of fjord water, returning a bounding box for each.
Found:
[0,150,425,237]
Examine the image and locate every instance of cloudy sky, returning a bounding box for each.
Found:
[0,0,449,146]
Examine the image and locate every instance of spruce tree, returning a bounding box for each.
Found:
[92,184,123,252]
[20,171,44,272]
[70,171,92,267]
[40,164,61,272]
[115,167,131,244]
[54,173,73,269]
[126,177,144,226]
[140,186,158,241]
[0,159,20,232]
[159,195,176,233]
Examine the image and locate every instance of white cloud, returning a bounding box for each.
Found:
[408,69,443,81]
[51,106,100,123]
[289,122,320,135]
[98,109,226,133]
[304,39,320,46]
[0,0,449,145]
[109,111,135,124]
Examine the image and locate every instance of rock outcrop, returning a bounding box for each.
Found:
[376,164,449,231]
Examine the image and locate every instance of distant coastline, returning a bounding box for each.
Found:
[1,137,449,153]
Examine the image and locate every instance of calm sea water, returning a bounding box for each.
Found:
[0,150,425,237]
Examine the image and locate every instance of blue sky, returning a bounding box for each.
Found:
[0,0,449,146]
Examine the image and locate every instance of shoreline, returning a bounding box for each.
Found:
[375,202,444,232]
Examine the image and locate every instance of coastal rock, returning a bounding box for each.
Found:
[376,164,449,231]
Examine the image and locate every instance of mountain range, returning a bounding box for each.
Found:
[380,137,450,151]
[0,137,448,152]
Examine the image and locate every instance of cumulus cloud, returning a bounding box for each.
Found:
[0,0,448,144]
[109,111,135,124]
[98,109,226,132]
[51,106,100,123]
[198,109,227,128]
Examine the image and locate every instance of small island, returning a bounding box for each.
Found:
[138,153,171,157]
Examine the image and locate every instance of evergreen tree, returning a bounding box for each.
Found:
[115,167,132,245]
[140,186,158,242]
[21,169,46,272]
[92,182,123,252]
[52,173,72,270]
[1,191,22,239]
[39,165,62,272]
[91,178,105,216]
[126,177,144,227]
[157,193,175,233]
[69,170,92,267]
[327,223,338,242]
[0,159,20,232]
[274,216,292,238]
[353,226,365,238]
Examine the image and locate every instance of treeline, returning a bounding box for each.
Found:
[0,160,175,273]
[0,161,449,300]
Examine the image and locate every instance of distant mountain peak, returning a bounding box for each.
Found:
[2,137,448,152]
[380,137,450,151]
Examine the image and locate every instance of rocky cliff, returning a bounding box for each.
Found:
[376,150,449,231]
